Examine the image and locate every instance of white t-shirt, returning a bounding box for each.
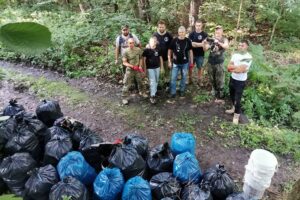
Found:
[230,52,252,81]
[115,34,140,56]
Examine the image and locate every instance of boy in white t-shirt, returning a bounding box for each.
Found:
[225,40,252,124]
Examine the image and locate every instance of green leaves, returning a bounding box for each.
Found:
[0,22,51,55]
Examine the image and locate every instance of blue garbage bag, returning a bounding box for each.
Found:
[173,152,202,184]
[122,176,151,200]
[170,132,195,155]
[93,168,125,200]
[57,151,96,185]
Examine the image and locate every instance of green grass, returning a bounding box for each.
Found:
[215,122,300,161]
[4,69,88,105]
[0,194,22,200]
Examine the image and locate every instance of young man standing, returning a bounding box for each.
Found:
[115,25,141,73]
[168,26,193,98]
[153,20,173,87]
[121,38,146,105]
[188,20,208,85]
[226,40,252,124]
[204,26,229,103]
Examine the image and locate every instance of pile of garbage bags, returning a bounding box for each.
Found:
[0,99,240,199]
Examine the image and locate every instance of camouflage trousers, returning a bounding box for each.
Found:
[207,62,225,98]
[122,67,145,97]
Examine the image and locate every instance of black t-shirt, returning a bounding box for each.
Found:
[188,31,208,57]
[142,47,161,69]
[169,37,192,65]
[153,32,173,61]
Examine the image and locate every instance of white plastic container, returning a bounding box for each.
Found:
[243,149,278,199]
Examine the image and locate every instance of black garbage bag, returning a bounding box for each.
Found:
[108,145,146,180]
[0,117,17,151]
[78,132,103,151]
[147,142,174,176]
[5,129,41,161]
[23,164,59,200]
[226,193,245,200]
[36,100,63,127]
[43,130,73,166]
[0,159,7,195]
[181,182,213,200]
[46,126,71,143]
[123,134,148,158]
[15,111,50,140]
[49,176,89,200]
[150,172,181,199]
[2,99,25,116]
[81,142,116,172]
[202,164,235,200]
[161,198,177,200]
[0,152,37,196]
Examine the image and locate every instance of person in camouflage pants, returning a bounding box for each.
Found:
[204,26,229,103]
[121,38,146,105]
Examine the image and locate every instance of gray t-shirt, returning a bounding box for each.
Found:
[115,34,140,56]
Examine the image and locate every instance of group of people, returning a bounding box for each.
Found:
[114,20,252,124]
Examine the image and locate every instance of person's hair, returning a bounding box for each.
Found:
[240,39,249,46]
[195,19,206,29]
[215,25,223,30]
[157,20,166,26]
[128,38,135,43]
[195,19,206,24]
[178,26,186,32]
[121,24,129,29]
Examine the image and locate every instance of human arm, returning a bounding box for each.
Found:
[168,49,172,68]
[216,38,229,49]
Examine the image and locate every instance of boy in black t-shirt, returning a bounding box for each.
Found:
[168,26,193,98]
[142,37,163,104]
[188,20,208,86]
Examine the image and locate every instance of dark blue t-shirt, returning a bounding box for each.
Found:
[188,31,208,57]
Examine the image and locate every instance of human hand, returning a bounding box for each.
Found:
[189,63,194,69]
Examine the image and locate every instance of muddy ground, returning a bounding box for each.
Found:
[0,61,299,199]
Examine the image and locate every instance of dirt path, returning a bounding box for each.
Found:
[0,61,299,199]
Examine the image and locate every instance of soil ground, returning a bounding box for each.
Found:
[0,61,299,200]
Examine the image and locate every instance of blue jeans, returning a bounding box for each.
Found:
[148,68,160,97]
[170,63,189,95]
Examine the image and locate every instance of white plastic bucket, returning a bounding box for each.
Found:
[243,149,278,199]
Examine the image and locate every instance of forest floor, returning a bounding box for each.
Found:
[0,61,299,200]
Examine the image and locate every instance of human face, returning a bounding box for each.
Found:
[195,22,203,32]
[122,28,129,36]
[238,42,248,53]
[128,39,135,49]
[158,24,166,34]
[214,29,223,39]
[149,38,157,48]
[178,30,186,39]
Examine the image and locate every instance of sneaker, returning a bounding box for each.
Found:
[233,113,240,125]
[168,93,176,98]
[150,96,156,104]
[225,106,235,114]
[214,99,225,104]
[122,99,129,105]
[179,91,185,98]
[139,92,148,98]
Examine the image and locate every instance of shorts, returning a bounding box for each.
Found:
[193,56,204,69]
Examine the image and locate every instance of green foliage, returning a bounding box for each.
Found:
[175,113,198,133]
[219,122,300,161]
[0,194,22,200]
[193,91,212,104]
[0,6,154,78]
[0,68,4,80]
[0,22,51,55]
[243,44,300,129]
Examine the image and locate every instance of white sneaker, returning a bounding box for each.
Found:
[233,113,240,125]
[225,106,235,114]
[122,99,129,105]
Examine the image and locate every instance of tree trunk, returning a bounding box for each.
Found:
[233,0,243,43]
[189,0,202,31]
[137,0,151,22]
[269,0,284,45]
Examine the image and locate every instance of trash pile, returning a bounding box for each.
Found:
[0,99,278,200]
